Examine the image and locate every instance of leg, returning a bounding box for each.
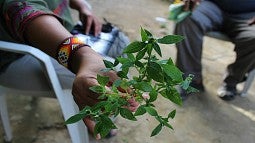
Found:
[175,1,224,84]
[224,18,255,87]
[217,17,255,100]
[0,55,75,92]
[174,1,224,100]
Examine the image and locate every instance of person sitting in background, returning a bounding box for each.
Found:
[174,0,255,100]
[0,0,138,139]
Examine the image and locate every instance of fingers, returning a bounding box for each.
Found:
[83,16,93,35]
[93,17,102,36]
[82,15,102,36]
[128,98,139,112]
[73,92,99,108]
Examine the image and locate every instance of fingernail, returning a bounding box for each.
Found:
[96,134,101,140]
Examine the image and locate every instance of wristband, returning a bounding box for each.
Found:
[57,36,89,69]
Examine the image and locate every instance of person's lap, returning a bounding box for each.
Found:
[0,55,75,92]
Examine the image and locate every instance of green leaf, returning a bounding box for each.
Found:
[117,71,129,79]
[161,89,182,106]
[103,60,114,68]
[147,62,164,82]
[186,86,199,94]
[157,35,184,44]
[119,108,137,121]
[146,43,153,56]
[94,121,102,137]
[162,120,173,130]
[94,121,110,138]
[121,61,134,69]
[136,48,147,60]
[134,105,146,116]
[94,116,118,138]
[167,58,174,65]
[113,59,120,66]
[149,89,158,102]
[144,29,153,38]
[91,101,108,111]
[135,61,144,68]
[145,106,158,116]
[101,115,118,130]
[89,85,105,93]
[134,81,153,92]
[141,27,148,41]
[65,113,87,124]
[151,124,163,137]
[97,74,109,86]
[78,106,91,114]
[117,57,130,64]
[123,41,146,53]
[127,53,136,62]
[168,109,176,119]
[152,43,162,57]
[162,64,183,83]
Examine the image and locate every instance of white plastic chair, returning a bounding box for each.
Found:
[0,41,89,143]
[206,31,255,97]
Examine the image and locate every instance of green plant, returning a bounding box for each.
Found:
[65,27,196,137]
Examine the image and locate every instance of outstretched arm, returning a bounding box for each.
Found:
[2,1,111,139]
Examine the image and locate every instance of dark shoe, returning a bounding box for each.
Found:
[179,81,205,101]
[190,81,205,92]
[179,87,189,101]
[217,83,237,101]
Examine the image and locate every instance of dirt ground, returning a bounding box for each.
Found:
[1,0,255,143]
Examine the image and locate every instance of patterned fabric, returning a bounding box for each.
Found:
[1,0,74,43]
[53,0,68,15]
[57,36,88,69]
[0,0,74,71]
[4,1,49,42]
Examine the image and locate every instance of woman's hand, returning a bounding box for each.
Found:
[79,6,102,36]
[71,46,140,139]
[71,47,117,139]
[70,0,102,36]
[71,46,118,108]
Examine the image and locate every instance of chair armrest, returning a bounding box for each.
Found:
[0,41,51,62]
[0,41,65,101]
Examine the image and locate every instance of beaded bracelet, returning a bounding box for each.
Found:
[57,36,90,70]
